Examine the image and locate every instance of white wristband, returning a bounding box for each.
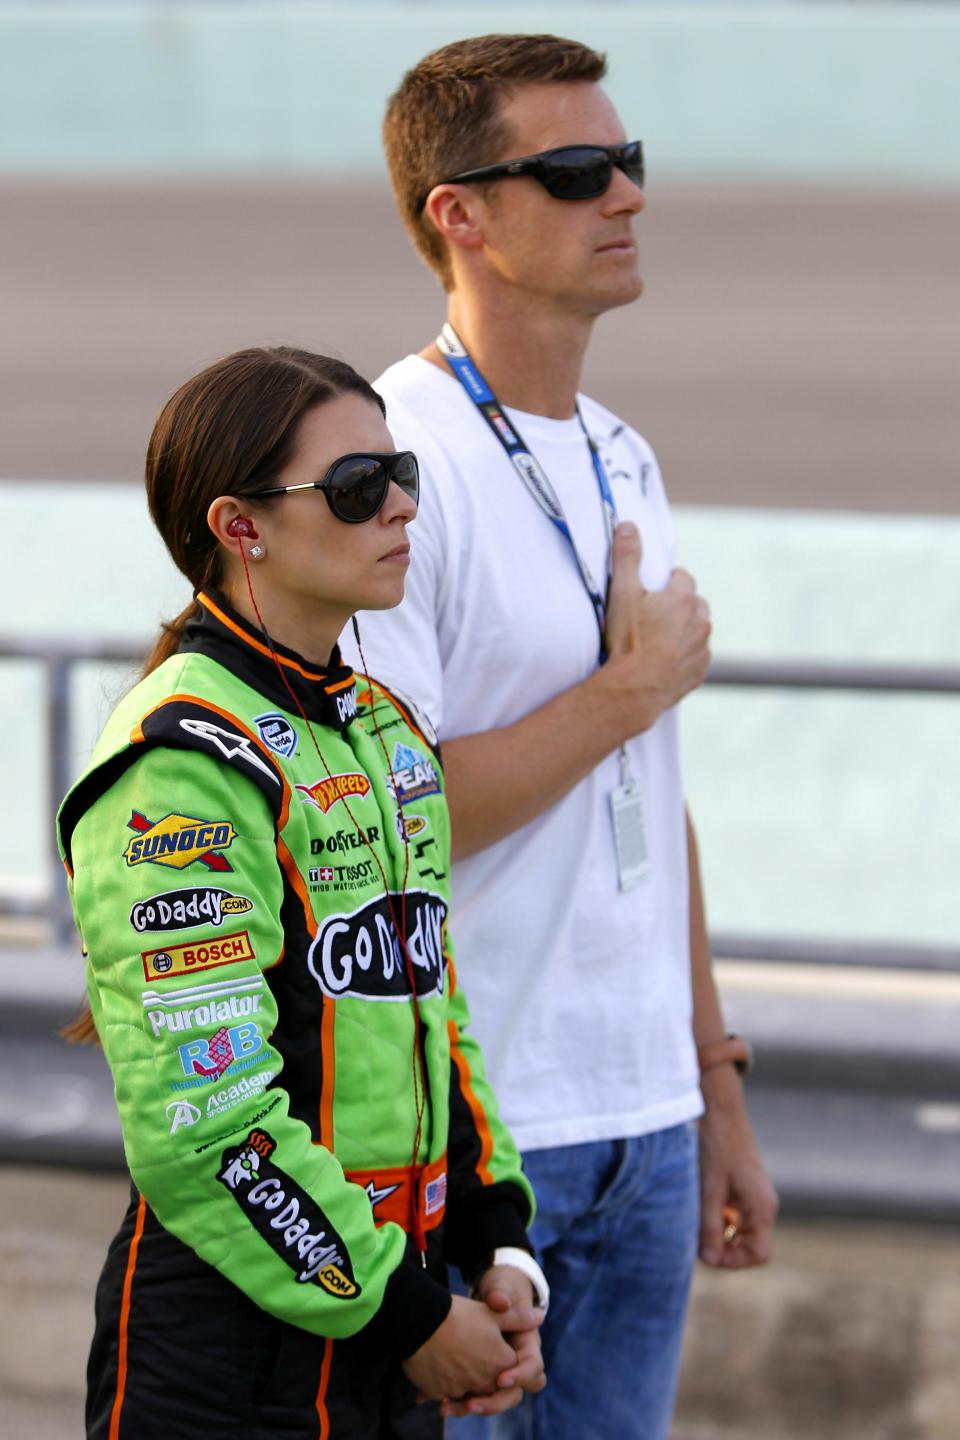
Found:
[476,1246,550,1314]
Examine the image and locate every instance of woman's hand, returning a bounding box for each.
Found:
[440,1265,547,1419]
[401,1294,518,1403]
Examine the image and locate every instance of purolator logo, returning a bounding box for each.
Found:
[296,774,371,814]
[124,811,236,872]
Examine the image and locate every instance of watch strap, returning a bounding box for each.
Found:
[472,1246,550,1313]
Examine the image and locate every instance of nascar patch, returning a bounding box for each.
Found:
[124,811,236,872]
[141,930,255,982]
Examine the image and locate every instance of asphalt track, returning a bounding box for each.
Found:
[2,178,958,511]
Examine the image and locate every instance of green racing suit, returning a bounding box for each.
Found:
[57,588,534,1376]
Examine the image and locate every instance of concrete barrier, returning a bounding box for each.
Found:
[2,1165,957,1438]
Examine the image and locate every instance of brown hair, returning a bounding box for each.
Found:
[63,346,383,1045]
[142,345,385,675]
[383,33,607,288]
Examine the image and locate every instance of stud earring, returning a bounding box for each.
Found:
[249,544,265,560]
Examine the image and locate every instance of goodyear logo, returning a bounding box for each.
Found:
[141,930,255,983]
[296,774,371,814]
[125,812,236,872]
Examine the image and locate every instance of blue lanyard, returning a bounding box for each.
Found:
[437,324,619,652]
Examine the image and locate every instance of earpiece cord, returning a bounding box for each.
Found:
[352,618,427,1243]
[238,544,428,1254]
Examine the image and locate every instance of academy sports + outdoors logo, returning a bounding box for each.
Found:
[124,811,236,872]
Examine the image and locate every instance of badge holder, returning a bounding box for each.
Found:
[609,747,648,890]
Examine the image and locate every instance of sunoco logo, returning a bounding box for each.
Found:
[124,811,236,872]
[296,774,371,813]
[307,889,446,1002]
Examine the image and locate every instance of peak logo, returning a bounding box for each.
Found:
[296,773,371,813]
[386,744,440,807]
[218,1130,360,1297]
[124,812,236,872]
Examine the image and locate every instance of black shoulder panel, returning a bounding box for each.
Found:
[60,697,287,872]
[137,698,287,818]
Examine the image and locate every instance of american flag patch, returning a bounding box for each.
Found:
[424,1173,447,1216]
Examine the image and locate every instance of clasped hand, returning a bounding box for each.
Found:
[401,1264,546,1419]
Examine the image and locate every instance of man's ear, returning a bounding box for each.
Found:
[423,186,487,259]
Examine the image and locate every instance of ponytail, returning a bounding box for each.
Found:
[141,597,201,679]
[61,1004,99,1045]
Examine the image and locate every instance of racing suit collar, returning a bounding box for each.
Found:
[182,588,358,732]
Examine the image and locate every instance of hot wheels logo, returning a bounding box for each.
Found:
[296,774,371,813]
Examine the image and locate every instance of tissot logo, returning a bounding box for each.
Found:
[307,889,447,1002]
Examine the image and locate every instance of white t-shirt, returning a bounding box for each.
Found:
[342,355,702,1151]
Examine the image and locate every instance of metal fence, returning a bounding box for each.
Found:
[4,635,960,966]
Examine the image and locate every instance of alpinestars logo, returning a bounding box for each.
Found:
[178,718,281,787]
[218,1130,360,1298]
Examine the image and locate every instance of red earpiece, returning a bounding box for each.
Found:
[227,516,258,540]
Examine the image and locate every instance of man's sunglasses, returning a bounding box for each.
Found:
[416,141,644,213]
[251,451,419,524]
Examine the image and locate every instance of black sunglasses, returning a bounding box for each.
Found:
[417,141,644,213]
[251,451,419,524]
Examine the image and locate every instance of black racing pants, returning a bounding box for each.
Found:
[87,1187,443,1440]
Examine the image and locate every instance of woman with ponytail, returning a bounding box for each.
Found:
[57,347,546,1438]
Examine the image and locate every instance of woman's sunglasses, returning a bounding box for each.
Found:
[251,451,420,524]
[417,141,644,213]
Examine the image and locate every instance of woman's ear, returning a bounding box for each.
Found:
[208,496,255,552]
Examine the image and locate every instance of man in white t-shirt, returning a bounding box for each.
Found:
[343,33,778,1440]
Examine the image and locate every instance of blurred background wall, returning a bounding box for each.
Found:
[1,4,959,1438]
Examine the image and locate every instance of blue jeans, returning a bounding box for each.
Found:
[451,1122,700,1440]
